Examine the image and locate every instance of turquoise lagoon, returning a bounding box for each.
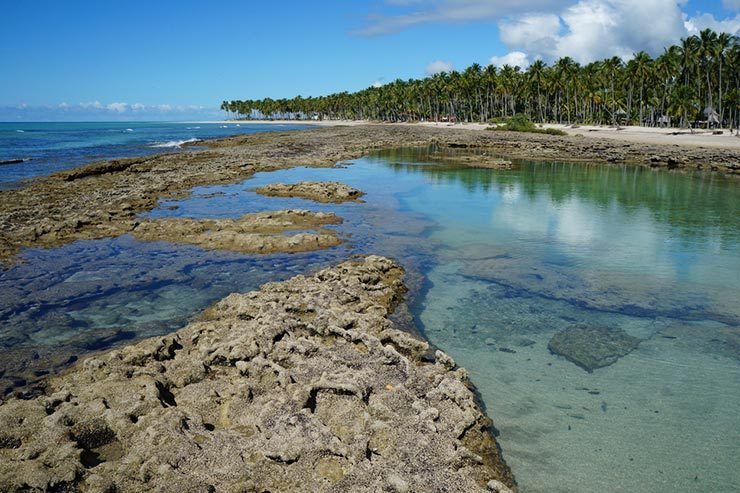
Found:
[1,148,738,492]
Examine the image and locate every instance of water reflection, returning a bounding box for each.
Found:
[1,148,738,492]
[368,149,740,492]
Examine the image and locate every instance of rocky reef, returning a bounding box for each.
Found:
[430,152,514,170]
[2,124,737,265]
[548,324,641,372]
[0,257,514,492]
[254,181,365,203]
[131,209,342,255]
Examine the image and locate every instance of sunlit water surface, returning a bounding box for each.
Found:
[1,148,738,492]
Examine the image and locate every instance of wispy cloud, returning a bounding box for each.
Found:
[354,0,572,35]
[106,102,129,112]
[80,101,103,109]
[1,101,218,121]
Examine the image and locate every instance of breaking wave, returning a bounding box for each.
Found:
[148,137,200,148]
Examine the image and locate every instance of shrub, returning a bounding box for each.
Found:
[487,116,567,136]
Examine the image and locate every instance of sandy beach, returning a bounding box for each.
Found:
[541,123,740,149]
[210,119,740,150]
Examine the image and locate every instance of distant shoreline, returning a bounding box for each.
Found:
[199,119,740,150]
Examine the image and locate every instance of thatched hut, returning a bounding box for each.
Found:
[703,106,720,127]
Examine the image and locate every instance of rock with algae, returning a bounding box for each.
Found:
[254,181,365,203]
[0,256,514,492]
[132,209,342,254]
[548,324,640,372]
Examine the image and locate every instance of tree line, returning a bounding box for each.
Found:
[221,29,740,130]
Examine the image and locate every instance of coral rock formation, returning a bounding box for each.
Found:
[0,257,514,492]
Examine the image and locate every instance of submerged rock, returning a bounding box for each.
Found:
[132,209,343,254]
[429,151,514,169]
[455,156,514,170]
[0,256,514,492]
[254,181,365,203]
[548,324,640,372]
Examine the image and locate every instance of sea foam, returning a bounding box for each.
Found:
[149,138,200,148]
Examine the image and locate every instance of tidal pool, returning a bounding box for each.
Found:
[379,150,740,493]
[1,148,738,492]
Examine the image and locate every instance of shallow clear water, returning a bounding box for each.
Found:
[387,152,740,492]
[0,158,437,393]
[1,147,738,491]
[0,121,309,188]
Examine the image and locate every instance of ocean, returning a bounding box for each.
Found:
[0,121,309,189]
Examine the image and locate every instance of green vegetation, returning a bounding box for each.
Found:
[222,29,740,131]
[487,115,568,135]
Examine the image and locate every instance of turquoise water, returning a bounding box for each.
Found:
[380,151,740,492]
[1,147,738,491]
[0,121,309,189]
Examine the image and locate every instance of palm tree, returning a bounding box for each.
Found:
[697,29,718,112]
[715,32,733,124]
[655,47,680,123]
[219,29,736,131]
[529,60,546,122]
[669,85,699,131]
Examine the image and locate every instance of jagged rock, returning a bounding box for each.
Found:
[254,181,364,203]
[0,257,514,492]
[548,324,640,372]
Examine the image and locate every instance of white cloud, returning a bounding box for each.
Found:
[58,102,70,109]
[426,60,454,74]
[372,80,384,88]
[131,103,146,111]
[498,13,561,53]
[361,0,739,66]
[80,101,103,109]
[106,102,129,112]
[498,0,692,64]
[685,12,740,35]
[489,51,531,68]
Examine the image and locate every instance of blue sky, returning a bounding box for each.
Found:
[1,0,738,121]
